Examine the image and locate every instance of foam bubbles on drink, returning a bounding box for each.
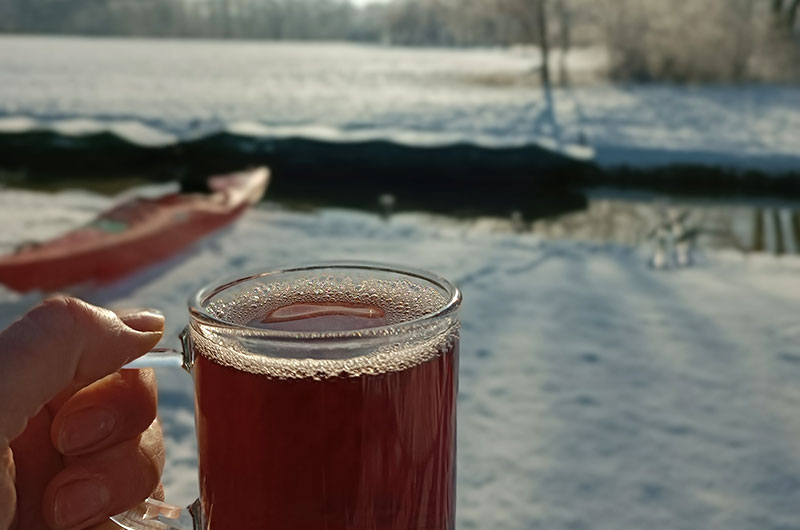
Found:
[198,276,457,379]
[207,276,445,328]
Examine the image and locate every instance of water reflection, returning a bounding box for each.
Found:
[528,192,800,256]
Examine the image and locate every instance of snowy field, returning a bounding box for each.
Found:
[1,36,799,172]
[1,186,800,529]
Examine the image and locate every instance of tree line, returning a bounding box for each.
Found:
[0,0,374,40]
[0,0,563,45]
[1,0,797,82]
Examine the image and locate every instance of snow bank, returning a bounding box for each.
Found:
[1,186,799,529]
[1,37,798,173]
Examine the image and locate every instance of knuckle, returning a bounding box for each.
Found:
[31,296,93,337]
[151,482,166,502]
[1,448,14,483]
[133,368,158,397]
[0,451,15,524]
[137,367,157,383]
[121,370,159,425]
[41,295,83,316]
[137,444,165,492]
[138,421,165,486]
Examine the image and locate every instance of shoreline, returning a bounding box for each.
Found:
[1,129,799,211]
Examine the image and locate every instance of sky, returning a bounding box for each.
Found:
[349,0,389,6]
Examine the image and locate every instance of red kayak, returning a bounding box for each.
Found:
[0,167,269,293]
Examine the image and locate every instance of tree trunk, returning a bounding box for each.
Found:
[536,0,551,89]
[556,0,570,86]
[789,0,800,27]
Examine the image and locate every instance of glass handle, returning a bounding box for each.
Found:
[123,325,195,372]
[124,348,183,369]
[112,326,200,529]
[111,498,201,530]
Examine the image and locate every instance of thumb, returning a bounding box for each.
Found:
[0,296,163,530]
[0,296,164,444]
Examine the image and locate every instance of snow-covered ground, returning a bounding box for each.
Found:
[1,186,800,529]
[0,36,799,172]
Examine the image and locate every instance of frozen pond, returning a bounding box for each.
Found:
[1,36,799,172]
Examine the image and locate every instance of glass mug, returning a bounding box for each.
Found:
[111,262,461,530]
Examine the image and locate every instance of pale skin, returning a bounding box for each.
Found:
[0,296,166,530]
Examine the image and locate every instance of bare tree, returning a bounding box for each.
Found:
[493,0,552,86]
[725,0,756,80]
[789,0,800,27]
[535,0,551,89]
[771,0,799,27]
[555,0,571,86]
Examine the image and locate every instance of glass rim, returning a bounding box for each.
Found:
[187,261,462,341]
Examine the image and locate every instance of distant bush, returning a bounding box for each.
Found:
[600,0,800,83]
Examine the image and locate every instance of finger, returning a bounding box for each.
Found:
[150,482,166,502]
[8,406,63,530]
[0,448,16,530]
[43,419,165,530]
[0,296,164,445]
[9,370,158,530]
[82,483,166,530]
[51,369,158,456]
[87,522,134,530]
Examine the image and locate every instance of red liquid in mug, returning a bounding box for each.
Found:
[194,295,458,530]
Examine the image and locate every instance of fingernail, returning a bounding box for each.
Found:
[54,478,110,528]
[118,309,165,333]
[58,407,116,454]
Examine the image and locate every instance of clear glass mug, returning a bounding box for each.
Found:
[111,262,461,530]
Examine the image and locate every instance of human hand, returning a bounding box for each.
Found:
[0,296,165,530]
